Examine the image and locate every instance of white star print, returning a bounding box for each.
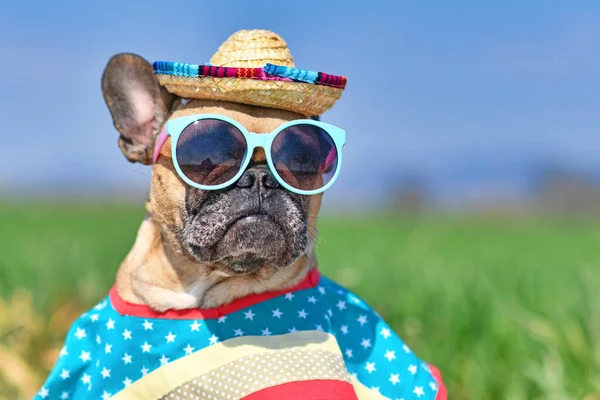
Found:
[122,353,132,364]
[350,372,358,379]
[123,377,132,387]
[345,349,353,358]
[101,391,111,400]
[106,318,115,330]
[384,350,396,361]
[160,355,169,365]
[122,329,132,340]
[60,391,69,399]
[209,334,219,345]
[165,332,176,343]
[244,309,255,321]
[105,343,112,354]
[234,328,244,336]
[190,320,201,331]
[357,315,368,326]
[184,344,195,355]
[408,364,418,375]
[318,286,326,294]
[360,338,372,349]
[100,367,111,379]
[380,327,392,339]
[284,293,294,300]
[60,369,70,379]
[336,300,346,310]
[141,366,149,376]
[307,296,317,304]
[341,325,349,335]
[371,387,380,394]
[327,309,333,316]
[39,387,49,398]
[96,335,101,344]
[272,308,283,318]
[365,362,376,374]
[141,341,152,353]
[389,373,400,385]
[89,314,99,322]
[261,327,272,336]
[79,350,91,363]
[142,320,153,330]
[288,327,298,333]
[298,309,308,319]
[315,324,324,331]
[59,346,68,357]
[403,344,411,353]
[414,386,425,397]
[74,328,86,340]
[81,374,91,385]
[218,316,227,323]
[430,382,438,391]
[94,301,107,310]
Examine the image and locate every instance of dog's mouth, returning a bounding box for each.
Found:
[213,212,289,276]
[227,213,275,230]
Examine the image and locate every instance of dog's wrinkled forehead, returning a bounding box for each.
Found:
[177,98,320,121]
[170,99,305,130]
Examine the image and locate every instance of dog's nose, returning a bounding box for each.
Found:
[236,165,279,190]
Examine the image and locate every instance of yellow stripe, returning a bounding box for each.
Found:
[113,331,342,400]
[350,376,391,400]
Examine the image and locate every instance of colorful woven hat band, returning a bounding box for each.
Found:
[153,62,347,90]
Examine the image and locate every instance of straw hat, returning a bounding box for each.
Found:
[153,29,347,117]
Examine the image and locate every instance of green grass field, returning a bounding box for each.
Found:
[1,201,600,399]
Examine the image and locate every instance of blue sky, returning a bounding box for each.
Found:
[1,1,599,207]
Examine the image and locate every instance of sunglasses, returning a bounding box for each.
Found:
[153,114,346,195]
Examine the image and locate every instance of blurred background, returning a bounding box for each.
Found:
[1,1,600,399]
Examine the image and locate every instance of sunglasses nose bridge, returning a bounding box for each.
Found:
[246,131,271,152]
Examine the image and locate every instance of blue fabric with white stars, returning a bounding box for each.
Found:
[36,276,439,400]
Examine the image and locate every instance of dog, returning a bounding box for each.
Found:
[35,30,446,400]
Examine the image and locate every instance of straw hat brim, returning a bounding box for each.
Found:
[155,75,342,117]
[153,62,346,117]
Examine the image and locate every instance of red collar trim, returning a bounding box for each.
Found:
[109,269,321,320]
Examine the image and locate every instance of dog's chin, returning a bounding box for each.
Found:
[186,214,297,277]
[215,215,290,276]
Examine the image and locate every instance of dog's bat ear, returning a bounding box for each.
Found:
[101,53,175,164]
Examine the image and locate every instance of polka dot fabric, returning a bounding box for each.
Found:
[160,348,351,399]
[35,273,444,399]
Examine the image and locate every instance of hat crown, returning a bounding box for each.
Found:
[209,29,295,68]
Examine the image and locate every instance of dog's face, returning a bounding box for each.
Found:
[153,103,321,279]
[102,54,320,280]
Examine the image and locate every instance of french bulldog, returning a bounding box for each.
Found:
[35,47,446,400]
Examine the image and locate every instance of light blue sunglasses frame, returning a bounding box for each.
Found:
[161,114,346,195]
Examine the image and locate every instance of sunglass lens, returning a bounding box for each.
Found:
[271,124,338,192]
[176,119,247,187]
